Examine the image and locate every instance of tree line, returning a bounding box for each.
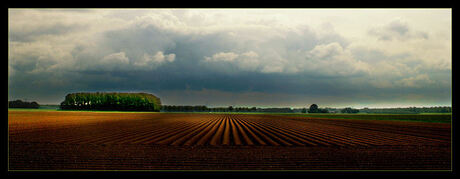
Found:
[341,107,360,113]
[8,100,40,109]
[301,105,451,114]
[16,92,451,114]
[360,106,452,114]
[299,104,359,113]
[161,104,352,113]
[161,105,294,113]
[60,92,161,111]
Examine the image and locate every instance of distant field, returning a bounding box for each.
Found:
[164,112,452,123]
[8,108,452,123]
[8,108,58,112]
[270,113,452,123]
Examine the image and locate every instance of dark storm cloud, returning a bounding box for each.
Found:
[8,9,451,107]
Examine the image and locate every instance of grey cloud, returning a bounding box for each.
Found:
[388,20,409,35]
[368,19,429,41]
[9,23,85,42]
[102,24,177,55]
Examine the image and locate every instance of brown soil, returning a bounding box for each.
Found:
[8,111,451,170]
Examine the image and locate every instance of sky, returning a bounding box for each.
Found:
[8,9,452,108]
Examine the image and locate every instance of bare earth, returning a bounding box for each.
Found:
[8,111,451,170]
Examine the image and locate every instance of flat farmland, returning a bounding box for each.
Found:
[8,111,451,170]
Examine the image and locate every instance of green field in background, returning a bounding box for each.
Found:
[8,108,451,123]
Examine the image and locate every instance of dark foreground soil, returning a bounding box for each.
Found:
[9,143,451,170]
[8,111,451,170]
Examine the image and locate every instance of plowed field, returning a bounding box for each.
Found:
[8,111,451,170]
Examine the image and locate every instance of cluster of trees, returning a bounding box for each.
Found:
[8,100,40,109]
[258,108,293,113]
[301,108,307,113]
[307,104,329,113]
[60,92,161,111]
[360,106,452,114]
[341,107,360,113]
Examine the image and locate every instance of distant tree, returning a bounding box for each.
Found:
[301,108,307,113]
[30,101,39,108]
[228,106,233,111]
[341,107,359,113]
[308,104,329,113]
[308,104,319,113]
[9,100,40,109]
[319,108,329,113]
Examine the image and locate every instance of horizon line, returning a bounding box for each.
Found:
[36,103,452,109]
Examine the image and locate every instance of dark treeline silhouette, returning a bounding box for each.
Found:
[161,105,294,113]
[360,106,451,114]
[308,104,329,113]
[162,105,211,112]
[305,106,452,114]
[8,100,40,109]
[341,107,360,113]
[161,105,450,114]
[60,92,161,111]
[258,108,293,113]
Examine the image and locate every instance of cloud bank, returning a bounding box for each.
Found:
[8,9,451,107]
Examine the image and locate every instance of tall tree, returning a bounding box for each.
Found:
[308,104,319,113]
